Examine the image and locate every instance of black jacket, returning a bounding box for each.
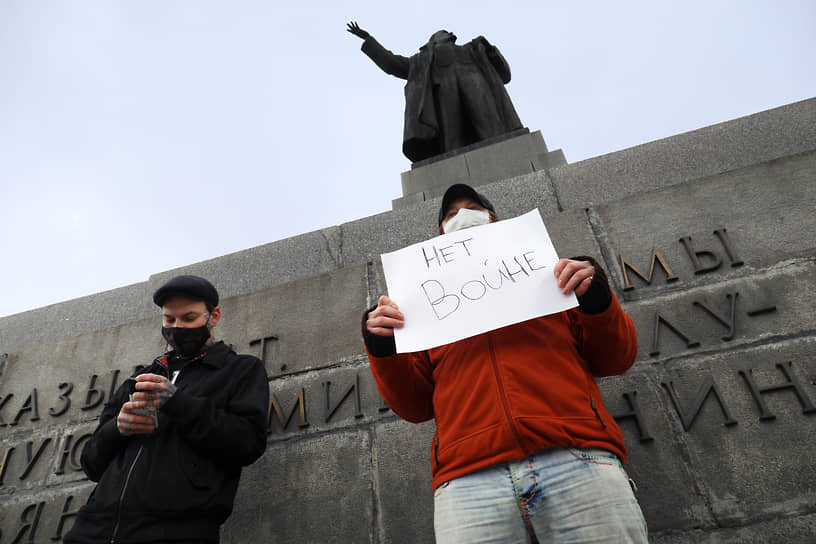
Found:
[64,341,269,544]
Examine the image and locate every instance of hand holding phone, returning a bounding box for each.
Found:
[125,377,159,429]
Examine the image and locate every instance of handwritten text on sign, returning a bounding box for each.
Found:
[380,209,577,352]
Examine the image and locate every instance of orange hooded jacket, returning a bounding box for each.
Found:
[365,289,637,491]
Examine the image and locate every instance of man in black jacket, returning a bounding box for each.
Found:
[65,275,269,544]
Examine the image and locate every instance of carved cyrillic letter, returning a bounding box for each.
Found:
[679,236,722,274]
[323,374,363,423]
[713,228,744,267]
[249,335,280,370]
[49,382,74,417]
[0,393,13,426]
[739,362,816,421]
[20,439,52,480]
[619,248,679,291]
[662,375,738,431]
[610,391,654,443]
[650,312,700,357]
[10,501,45,544]
[377,393,391,413]
[11,390,40,426]
[0,446,14,486]
[693,292,738,341]
[81,375,105,411]
[51,495,81,541]
[54,433,92,475]
[269,389,310,431]
[107,369,121,406]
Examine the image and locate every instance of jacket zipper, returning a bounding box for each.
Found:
[590,398,607,429]
[434,436,440,465]
[111,360,169,543]
[486,333,529,455]
[110,445,143,544]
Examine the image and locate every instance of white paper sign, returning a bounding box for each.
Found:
[380,209,578,353]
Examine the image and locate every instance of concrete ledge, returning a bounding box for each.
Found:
[551,97,816,209]
[0,282,152,355]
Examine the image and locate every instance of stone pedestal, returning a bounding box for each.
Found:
[392,128,566,209]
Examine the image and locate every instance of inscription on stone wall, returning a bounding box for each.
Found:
[616,227,782,357]
[648,290,776,357]
[613,361,816,442]
[0,433,92,488]
[264,361,816,439]
[619,228,743,290]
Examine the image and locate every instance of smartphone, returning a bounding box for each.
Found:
[127,376,158,428]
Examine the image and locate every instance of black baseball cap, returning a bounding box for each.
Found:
[438,183,495,226]
[153,275,219,308]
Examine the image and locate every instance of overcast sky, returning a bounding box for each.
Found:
[1,1,814,318]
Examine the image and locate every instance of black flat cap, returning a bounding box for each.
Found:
[438,183,495,226]
[153,275,219,308]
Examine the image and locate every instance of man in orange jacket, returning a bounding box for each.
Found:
[362,184,647,543]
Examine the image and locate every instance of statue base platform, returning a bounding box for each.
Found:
[392,128,566,210]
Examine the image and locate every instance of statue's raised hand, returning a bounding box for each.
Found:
[346,21,370,40]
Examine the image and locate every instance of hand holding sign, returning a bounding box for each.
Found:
[366,295,404,337]
[379,210,583,352]
[554,258,594,297]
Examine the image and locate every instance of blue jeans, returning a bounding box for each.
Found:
[434,447,647,543]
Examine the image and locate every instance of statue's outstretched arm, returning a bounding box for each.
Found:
[346,21,370,40]
[347,21,409,80]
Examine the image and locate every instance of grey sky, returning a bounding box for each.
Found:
[1,1,814,317]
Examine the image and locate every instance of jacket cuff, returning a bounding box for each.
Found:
[99,417,126,442]
[361,303,397,358]
[570,256,612,315]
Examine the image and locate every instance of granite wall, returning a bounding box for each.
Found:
[1,98,814,543]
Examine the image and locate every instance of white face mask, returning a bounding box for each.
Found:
[443,208,491,234]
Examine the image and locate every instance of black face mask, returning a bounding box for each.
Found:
[162,319,211,358]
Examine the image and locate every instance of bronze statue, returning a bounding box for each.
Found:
[347,22,523,162]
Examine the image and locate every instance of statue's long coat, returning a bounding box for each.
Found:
[361,35,522,162]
